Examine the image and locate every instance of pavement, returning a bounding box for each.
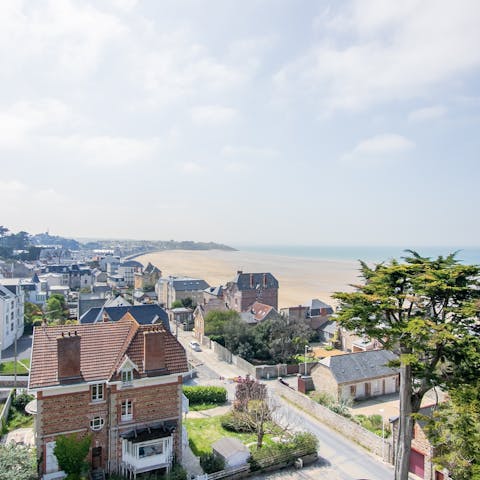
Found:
[1,334,33,362]
[1,427,35,447]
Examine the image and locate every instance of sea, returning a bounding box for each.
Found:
[235,245,480,265]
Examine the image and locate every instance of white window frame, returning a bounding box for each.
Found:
[90,416,105,431]
[121,369,133,385]
[91,383,104,402]
[121,399,133,422]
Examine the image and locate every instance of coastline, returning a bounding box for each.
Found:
[136,249,360,308]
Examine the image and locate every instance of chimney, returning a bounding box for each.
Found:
[57,332,81,380]
[144,329,166,373]
[263,273,267,288]
[237,270,243,275]
[102,311,109,322]
[250,274,254,288]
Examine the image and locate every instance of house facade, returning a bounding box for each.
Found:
[310,350,399,402]
[29,317,188,479]
[156,277,210,309]
[223,271,279,312]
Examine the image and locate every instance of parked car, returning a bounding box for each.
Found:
[189,341,201,352]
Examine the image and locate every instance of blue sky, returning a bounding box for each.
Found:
[1,0,479,246]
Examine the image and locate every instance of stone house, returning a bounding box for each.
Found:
[156,277,210,309]
[391,406,448,480]
[193,298,228,343]
[240,301,281,325]
[134,262,161,291]
[223,271,279,312]
[310,350,399,402]
[28,316,188,479]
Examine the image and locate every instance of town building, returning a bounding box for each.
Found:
[310,350,399,402]
[0,274,48,306]
[134,262,161,291]
[28,317,188,478]
[80,304,169,330]
[223,271,279,312]
[240,301,281,325]
[156,277,210,309]
[0,283,24,352]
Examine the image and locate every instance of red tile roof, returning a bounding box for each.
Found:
[29,316,188,390]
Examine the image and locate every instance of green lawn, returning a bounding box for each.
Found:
[0,359,30,375]
[189,402,222,412]
[184,416,281,456]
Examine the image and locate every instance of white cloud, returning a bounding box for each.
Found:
[408,105,447,122]
[0,99,72,148]
[274,0,480,111]
[342,133,415,162]
[48,135,160,166]
[0,0,127,81]
[221,145,279,158]
[181,162,204,174]
[190,105,238,125]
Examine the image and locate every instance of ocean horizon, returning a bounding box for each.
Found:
[234,245,480,265]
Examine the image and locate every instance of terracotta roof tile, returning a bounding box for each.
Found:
[29,316,188,390]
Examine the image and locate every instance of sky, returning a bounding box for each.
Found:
[1,0,479,247]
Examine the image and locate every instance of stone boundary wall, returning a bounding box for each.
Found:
[205,336,317,380]
[0,376,28,388]
[277,382,393,463]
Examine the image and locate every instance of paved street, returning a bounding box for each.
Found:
[174,325,394,480]
[1,334,32,362]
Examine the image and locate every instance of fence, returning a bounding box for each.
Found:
[0,388,14,426]
[277,382,393,463]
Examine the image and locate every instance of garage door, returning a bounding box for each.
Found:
[409,449,425,478]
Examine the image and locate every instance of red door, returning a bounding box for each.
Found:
[409,449,425,478]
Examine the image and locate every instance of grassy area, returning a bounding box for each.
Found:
[5,408,34,431]
[184,416,279,455]
[0,359,30,375]
[189,402,222,412]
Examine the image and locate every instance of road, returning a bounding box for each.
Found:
[175,325,394,480]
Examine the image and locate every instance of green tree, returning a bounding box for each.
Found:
[24,302,42,332]
[54,433,91,480]
[171,300,183,309]
[424,379,480,478]
[333,251,480,480]
[46,294,68,323]
[204,310,240,336]
[0,443,36,480]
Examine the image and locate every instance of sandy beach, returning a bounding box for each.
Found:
[137,249,360,308]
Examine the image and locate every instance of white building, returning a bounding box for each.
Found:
[0,284,24,353]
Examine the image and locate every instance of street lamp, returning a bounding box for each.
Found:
[379,408,385,460]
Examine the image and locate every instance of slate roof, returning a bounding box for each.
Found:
[204,286,223,297]
[317,350,398,384]
[29,317,188,389]
[120,260,143,268]
[80,304,170,330]
[319,320,338,335]
[310,298,334,312]
[240,302,277,324]
[172,278,210,292]
[232,272,278,290]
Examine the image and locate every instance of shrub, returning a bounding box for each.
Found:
[12,393,34,412]
[249,432,318,471]
[183,386,227,406]
[220,412,255,433]
[200,453,225,474]
[312,392,335,407]
[0,442,36,480]
[54,433,91,480]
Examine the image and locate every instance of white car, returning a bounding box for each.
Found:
[189,341,201,352]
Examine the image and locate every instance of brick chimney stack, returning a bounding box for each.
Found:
[144,328,166,373]
[57,332,81,381]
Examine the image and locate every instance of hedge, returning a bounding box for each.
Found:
[182,386,227,405]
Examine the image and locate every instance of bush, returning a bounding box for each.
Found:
[183,386,227,406]
[249,432,318,471]
[54,433,91,480]
[200,453,225,474]
[12,393,34,412]
[312,392,335,407]
[220,412,255,433]
[354,414,390,438]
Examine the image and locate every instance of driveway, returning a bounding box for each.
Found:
[1,334,33,362]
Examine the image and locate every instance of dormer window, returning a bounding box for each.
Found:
[91,383,104,402]
[121,369,133,385]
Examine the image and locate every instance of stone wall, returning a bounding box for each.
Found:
[277,382,393,463]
